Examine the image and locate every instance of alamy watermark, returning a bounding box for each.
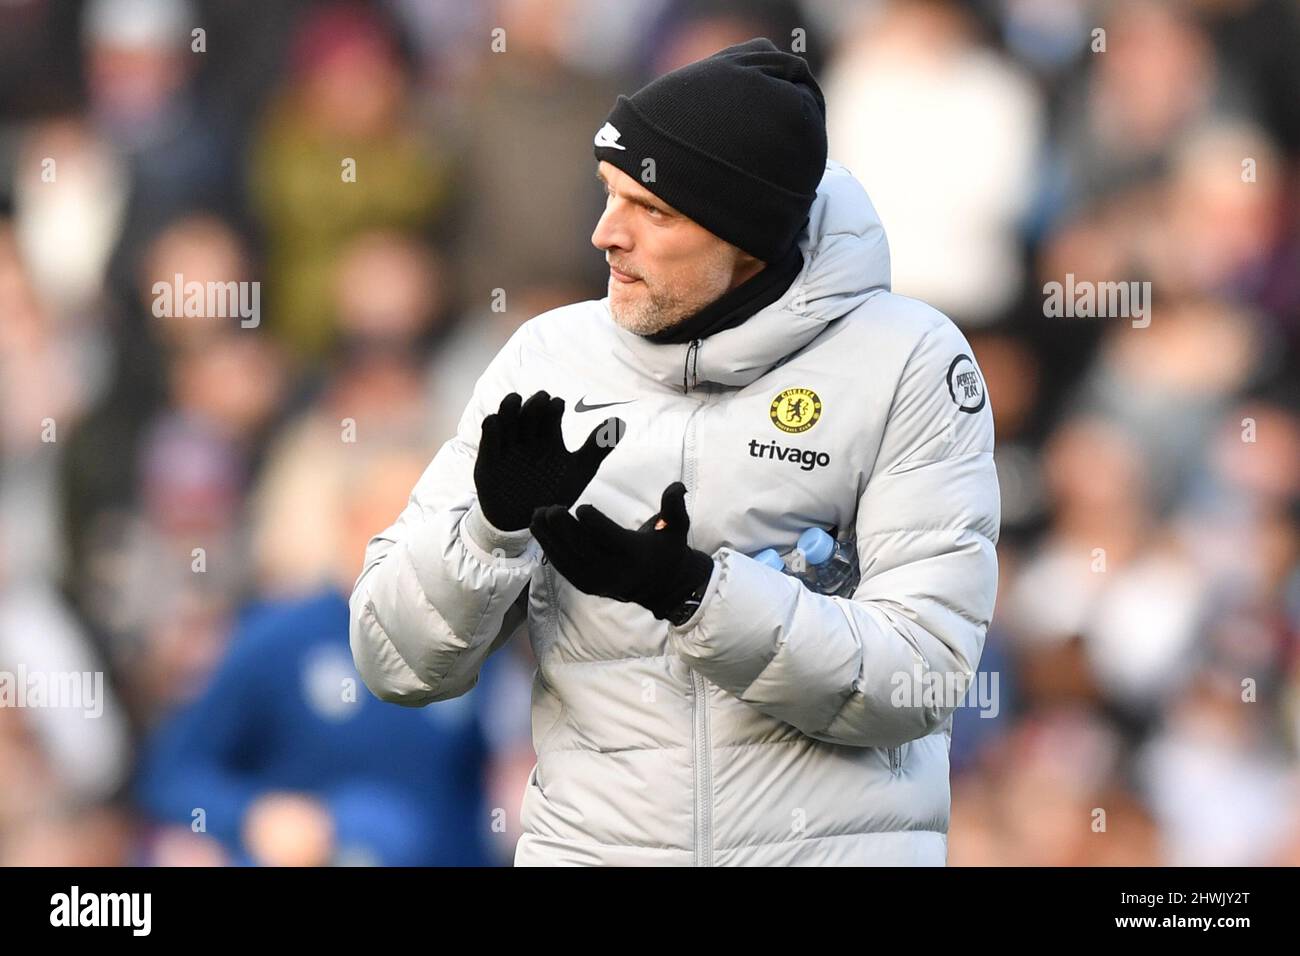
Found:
[151,273,260,328]
[889,663,1000,718]
[0,665,105,718]
[50,886,150,936]
[1043,273,1151,328]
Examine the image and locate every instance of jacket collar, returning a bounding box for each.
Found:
[641,241,805,346]
[607,160,891,393]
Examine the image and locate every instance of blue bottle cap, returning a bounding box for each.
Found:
[752,548,785,571]
[797,527,834,565]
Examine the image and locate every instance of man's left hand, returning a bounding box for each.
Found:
[530,481,715,621]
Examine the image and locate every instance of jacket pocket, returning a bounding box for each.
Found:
[527,762,546,798]
[531,562,568,762]
[536,693,569,754]
[530,682,566,793]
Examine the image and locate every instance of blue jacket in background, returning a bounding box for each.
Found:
[135,587,520,866]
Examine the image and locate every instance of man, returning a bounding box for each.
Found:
[350,38,1000,866]
[139,447,531,866]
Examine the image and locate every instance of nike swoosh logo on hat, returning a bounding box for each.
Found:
[574,396,635,413]
[593,122,626,151]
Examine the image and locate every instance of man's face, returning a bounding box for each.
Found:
[591,161,762,335]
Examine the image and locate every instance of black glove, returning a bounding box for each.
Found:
[529,481,715,621]
[474,390,624,532]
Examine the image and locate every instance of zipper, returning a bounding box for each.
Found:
[888,745,902,775]
[682,338,701,394]
[681,396,712,865]
[692,670,712,865]
[541,558,561,670]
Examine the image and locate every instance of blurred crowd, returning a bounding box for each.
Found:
[0,0,1297,866]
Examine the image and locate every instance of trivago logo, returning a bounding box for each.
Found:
[747,438,831,471]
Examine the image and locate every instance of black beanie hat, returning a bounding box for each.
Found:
[593,37,827,264]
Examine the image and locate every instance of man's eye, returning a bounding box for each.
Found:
[643,204,664,218]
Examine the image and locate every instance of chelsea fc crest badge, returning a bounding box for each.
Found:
[770,387,822,433]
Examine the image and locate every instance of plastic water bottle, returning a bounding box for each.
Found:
[750,530,858,597]
[790,528,858,597]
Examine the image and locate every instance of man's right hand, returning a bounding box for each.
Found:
[473,390,625,532]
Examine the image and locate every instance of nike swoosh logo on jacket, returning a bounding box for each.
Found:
[574,397,635,413]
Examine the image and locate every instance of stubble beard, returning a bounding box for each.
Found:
[608,251,736,336]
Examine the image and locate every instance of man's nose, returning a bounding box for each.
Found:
[591,203,631,253]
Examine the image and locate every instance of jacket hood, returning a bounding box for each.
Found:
[608,159,891,391]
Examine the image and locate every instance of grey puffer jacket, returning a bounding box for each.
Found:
[350,160,1000,865]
